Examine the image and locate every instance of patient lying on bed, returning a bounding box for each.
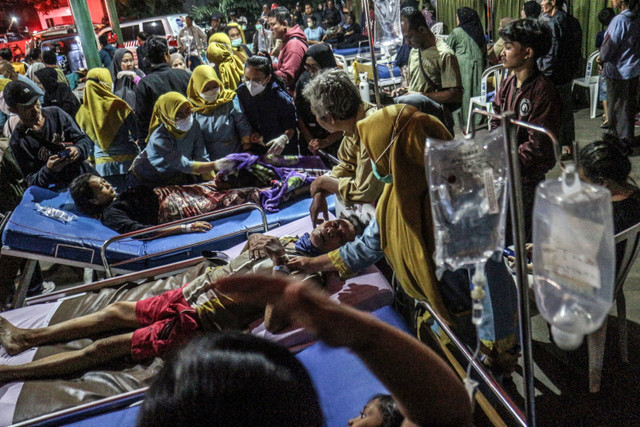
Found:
[0,218,359,382]
[70,173,261,235]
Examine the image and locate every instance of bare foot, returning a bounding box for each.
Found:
[0,317,31,356]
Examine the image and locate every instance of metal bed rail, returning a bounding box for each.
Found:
[100,202,268,277]
[11,387,148,427]
[25,256,207,306]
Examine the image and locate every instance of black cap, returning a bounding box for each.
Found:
[3,80,40,108]
[211,12,223,20]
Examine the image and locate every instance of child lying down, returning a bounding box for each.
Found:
[0,218,359,382]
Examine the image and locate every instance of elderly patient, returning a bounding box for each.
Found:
[0,218,359,382]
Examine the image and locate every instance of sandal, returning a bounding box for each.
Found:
[601,119,609,129]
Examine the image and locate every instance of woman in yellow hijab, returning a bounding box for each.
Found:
[75,68,139,190]
[225,22,252,63]
[127,92,221,188]
[188,65,252,159]
[206,33,245,90]
[290,103,518,366]
[359,104,518,366]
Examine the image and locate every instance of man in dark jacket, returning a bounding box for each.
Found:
[491,19,562,239]
[98,35,116,68]
[538,0,582,149]
[267,6,308,93]
[134,36,191,142]
[136,32,152,75]
[3,81,96,189]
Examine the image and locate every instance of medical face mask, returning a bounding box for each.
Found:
[371,160,393,184]
[256,24,263,31]
[199,88,220,102]
[370,106,417,185]
[231,38,242,47]
[175,114,193,132]
[241,24,247,31]
[247,81,267,97]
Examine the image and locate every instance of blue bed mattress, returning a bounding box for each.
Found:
[60,306,409,427]
[2,186,334,271]
[333,46,374,56]
[378,63,401,79]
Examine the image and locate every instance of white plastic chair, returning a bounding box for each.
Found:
[571,50,600,119]
[430,22,444,35]
[587,221,640,393]
[466,64,507,134]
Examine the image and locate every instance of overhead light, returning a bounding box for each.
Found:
[11,17,18,22]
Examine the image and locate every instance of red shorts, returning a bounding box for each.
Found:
[131,287,200,361]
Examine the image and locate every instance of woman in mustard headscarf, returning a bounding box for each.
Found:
[76,68,139,190]
[188,65,252,159]
[289,104,519,369]
[225,22,252,63]
[126,92,221,189]
[207,33,245,90]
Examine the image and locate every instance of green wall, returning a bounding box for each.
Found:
[437,0,609,62]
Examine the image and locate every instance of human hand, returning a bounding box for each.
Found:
[266,134,288,156]
[67,146,80,161]
[215,274,365,348]
[391,87,408,97]
[117,70,137,79]
[248,234,285,263]
[309,192,329,226]
[182,221,213,233]
[308,138,330,153]
[212,158,236,173]
[46,154,73,172]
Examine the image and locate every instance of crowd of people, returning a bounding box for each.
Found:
[0,0,640,425]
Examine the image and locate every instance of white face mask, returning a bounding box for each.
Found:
[247,81,267,97]
[199,88,220,102]
[175,114,193,131]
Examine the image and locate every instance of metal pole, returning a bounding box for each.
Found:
[502,111,536,426]
[417,300,527,427]
[105,0,124,46]
[68,0,101,69]
[362,0,381,107]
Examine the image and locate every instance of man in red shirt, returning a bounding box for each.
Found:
[267,6,308,94]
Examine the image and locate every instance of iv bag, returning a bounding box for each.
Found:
[426,129,509,273]
[532,167,615,350]
[372,0,402,48]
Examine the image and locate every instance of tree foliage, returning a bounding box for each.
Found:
[115,0,185,20]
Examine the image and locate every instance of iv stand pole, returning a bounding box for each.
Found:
[362,0,382,108]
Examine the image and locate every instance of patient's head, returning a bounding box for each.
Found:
[309,216,364,253]
[137,332,323,427]
[348,394,404,427]
[579,134,632,188]
[70,174,116,217]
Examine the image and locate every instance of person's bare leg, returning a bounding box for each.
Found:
[0,301,139,356]
[0,333,133,383]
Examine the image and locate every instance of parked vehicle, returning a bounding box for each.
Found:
[0,32,29,59]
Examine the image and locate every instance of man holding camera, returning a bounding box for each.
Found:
[3,80,96,189]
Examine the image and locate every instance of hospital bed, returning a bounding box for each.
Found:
[1,186,335,307]
[0,215,398,426]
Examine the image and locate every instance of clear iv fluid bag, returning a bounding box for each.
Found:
[426,129,508,272]
[372,0,402,47]
[532,171,615,350]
